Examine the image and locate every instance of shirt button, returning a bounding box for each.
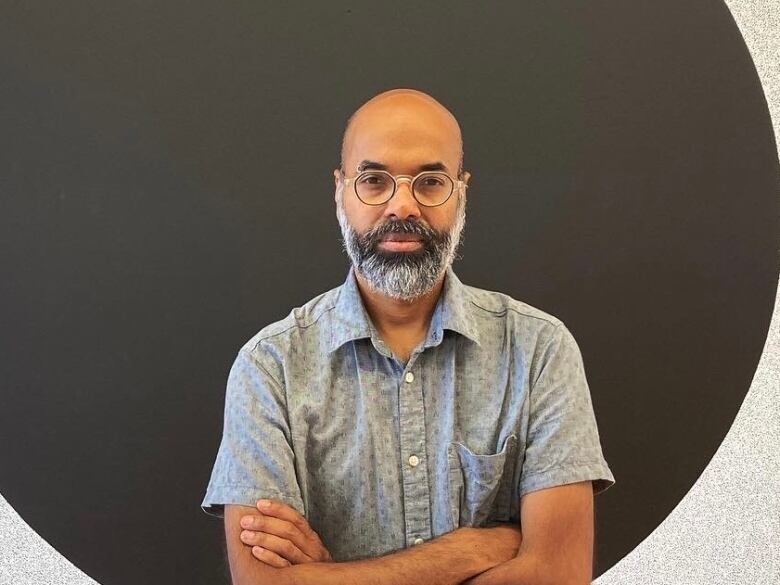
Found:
[404,372,414,383]
[413,537,424,545]
[408,454,420,467]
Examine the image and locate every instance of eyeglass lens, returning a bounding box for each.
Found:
[355,172,454,206]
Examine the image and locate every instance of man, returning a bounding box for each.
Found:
[201,88,615,585]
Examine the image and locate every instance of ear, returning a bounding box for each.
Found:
[333,168,342,202]
[462,170,471,186]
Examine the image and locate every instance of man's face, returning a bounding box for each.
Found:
[333,95,471,301]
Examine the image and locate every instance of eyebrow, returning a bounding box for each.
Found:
[357,160,450,173]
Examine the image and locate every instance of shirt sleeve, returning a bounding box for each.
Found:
[518,323,615,498]
[201,344,305,518]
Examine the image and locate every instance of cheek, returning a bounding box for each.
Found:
[343,201,382,234]
[425,212,455,234]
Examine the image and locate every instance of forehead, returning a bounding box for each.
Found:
[344,99,462,173]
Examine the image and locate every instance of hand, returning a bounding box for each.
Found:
[239,499,333,568]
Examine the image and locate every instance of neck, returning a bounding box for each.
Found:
[353,268,446,337]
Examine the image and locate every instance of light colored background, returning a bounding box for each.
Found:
[1,1,778,583]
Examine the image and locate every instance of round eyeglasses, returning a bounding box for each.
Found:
[342,168,467,207]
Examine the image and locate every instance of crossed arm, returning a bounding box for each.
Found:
[223,480,595,585]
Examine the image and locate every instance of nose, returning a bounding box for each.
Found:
[383,178,421,220]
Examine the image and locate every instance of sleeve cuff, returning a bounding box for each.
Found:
[518,460,616,498]
[201,485,305,519]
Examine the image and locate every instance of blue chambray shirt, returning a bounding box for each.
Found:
[201,265,615,561]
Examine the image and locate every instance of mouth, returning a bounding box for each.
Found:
[377,235,424,252]
[379,240,422,252]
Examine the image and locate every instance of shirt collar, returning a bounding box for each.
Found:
[327,264,482,354]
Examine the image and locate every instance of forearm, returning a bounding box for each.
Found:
[289,532,487,585]
[236,527,504,585]
[460,550,543,585]
[460,547,588,585]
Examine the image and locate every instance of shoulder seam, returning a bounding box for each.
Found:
[529,322,564,391]
[248,290,341,349]
[468,297,561,327]
[241,346,287,396]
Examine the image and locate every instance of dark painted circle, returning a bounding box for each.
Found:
[1,2,778,584]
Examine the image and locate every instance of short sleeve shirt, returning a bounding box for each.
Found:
[201,265,615,561]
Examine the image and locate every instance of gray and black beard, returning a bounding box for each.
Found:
[336,189,467,301]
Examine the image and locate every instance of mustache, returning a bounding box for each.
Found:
[364,219,436,245]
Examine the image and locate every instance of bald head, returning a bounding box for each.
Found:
[340,88,465,178]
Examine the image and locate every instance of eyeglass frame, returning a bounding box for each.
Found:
[339,165,468,207]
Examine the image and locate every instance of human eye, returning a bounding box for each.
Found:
[420,174,446,186]
[357,173,388,185]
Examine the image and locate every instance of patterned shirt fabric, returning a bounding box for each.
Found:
[201,265,615,561]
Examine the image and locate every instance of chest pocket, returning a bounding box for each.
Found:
[447,434,518,529]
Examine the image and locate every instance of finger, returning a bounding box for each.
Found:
[243,513,302,540]
[254,500,329,560]
[240,515,331,562]
[251,545,291,568]
[243,515,310,552]
[257,517,329,562]
[242,512,309,541]
[257,499,317,539]
[240,512,266,531]
[241,530,314,564]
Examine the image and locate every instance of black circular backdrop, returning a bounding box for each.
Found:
[1,2,778,584]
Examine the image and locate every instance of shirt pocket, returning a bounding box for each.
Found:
[447,434,518,529]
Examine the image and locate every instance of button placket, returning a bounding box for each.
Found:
[398,364,432,547]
